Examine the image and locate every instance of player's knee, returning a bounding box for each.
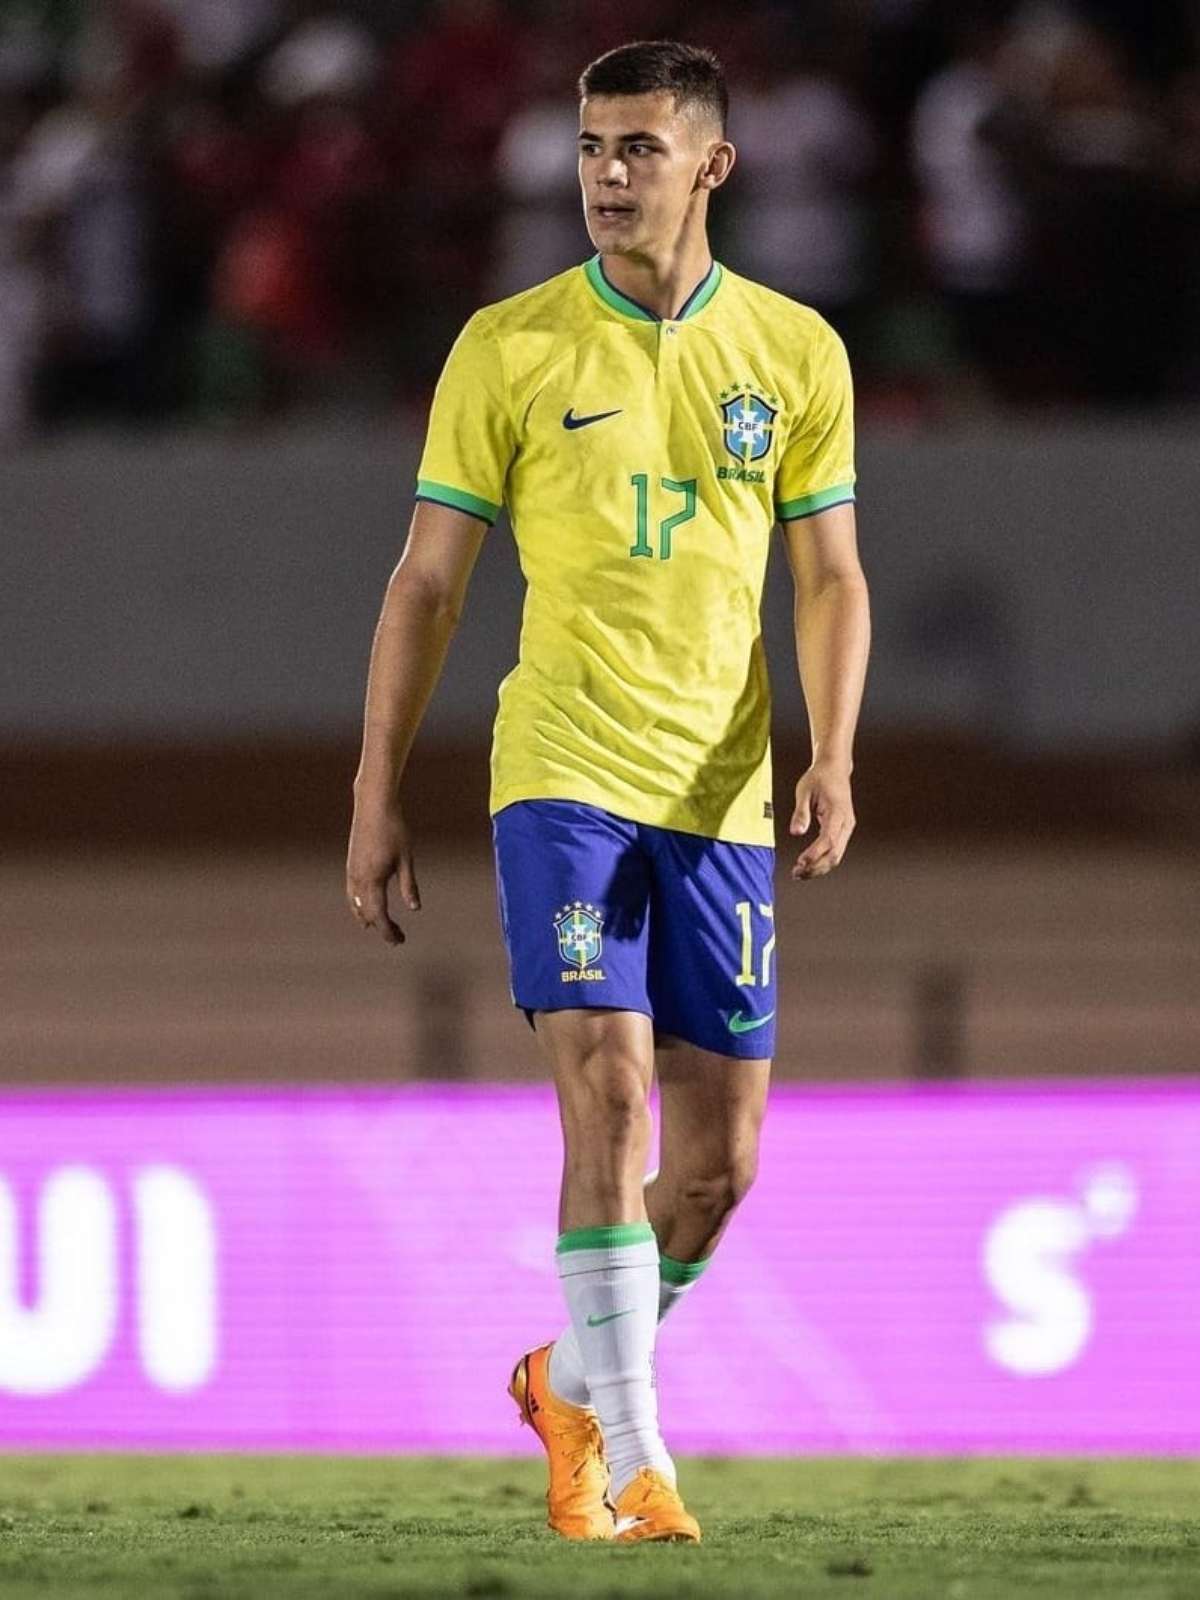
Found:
[590,1077,651,1147]
[560,1054,649,1147]
[681,1149,758,1224]
[560,1057,651,1211]
[727,1147,759,1208]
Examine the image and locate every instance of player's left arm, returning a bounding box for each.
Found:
[780,500,871,880]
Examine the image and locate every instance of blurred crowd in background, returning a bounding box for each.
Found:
[2,0,1200,439]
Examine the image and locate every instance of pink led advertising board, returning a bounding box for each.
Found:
[0,1083,1196,1453]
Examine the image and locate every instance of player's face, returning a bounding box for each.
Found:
[578,92,726,256]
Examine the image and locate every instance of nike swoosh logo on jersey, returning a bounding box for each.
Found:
[563,407,622,430]
[727,1009,775,1035]
[586,1308,636,1326]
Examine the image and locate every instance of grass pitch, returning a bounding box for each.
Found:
[0,1455,1196,1599]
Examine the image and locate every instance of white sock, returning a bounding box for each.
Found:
[548,1250,712,1411]
[555,1223,674,1500]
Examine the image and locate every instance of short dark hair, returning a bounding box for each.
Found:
[578,40,728,133]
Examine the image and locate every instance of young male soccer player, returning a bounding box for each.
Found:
[347,40,870,1543]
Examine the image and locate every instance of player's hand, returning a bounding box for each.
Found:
[789,760,855,880]
[346,794,421,945]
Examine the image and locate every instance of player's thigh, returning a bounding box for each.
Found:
[644,825,777,1062]
[655,1036,770,1191]
[491,799,654,1025]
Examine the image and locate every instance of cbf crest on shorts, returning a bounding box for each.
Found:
[719,387,778,463]
[554,902,606,984]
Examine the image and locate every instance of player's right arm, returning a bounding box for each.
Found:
[346,501,486,945]
[349,308,513,944]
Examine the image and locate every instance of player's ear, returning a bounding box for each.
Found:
[697,139,735,191]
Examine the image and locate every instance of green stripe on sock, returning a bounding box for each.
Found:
[659,1253,712,1286]
[556,1222,655,1255]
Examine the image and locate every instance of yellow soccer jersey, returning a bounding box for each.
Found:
[416,255,855,846]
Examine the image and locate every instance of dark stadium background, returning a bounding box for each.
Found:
[0,0,1198,1485]
[3,0,1196,1087]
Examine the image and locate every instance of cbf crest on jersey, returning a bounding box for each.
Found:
[719,387,778,463]
[554,901,604,979]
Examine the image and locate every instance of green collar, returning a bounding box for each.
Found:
[583,254,723,323]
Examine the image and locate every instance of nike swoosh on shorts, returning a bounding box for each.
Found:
[726,1009,775,1035]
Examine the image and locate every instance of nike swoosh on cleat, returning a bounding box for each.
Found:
[614,1516,647,1535]
[726,1009,775,1035]
[586,1308,636,1326]
[563,407,622,430]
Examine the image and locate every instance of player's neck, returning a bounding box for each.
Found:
[599,230,714,321]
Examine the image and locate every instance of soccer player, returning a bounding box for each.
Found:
[347,40,870,1543]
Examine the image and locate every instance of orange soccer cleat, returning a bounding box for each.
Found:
[612,1467,701,1544]
[508,1343,614,1540]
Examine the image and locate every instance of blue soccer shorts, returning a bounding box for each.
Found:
[492,799,777,1060]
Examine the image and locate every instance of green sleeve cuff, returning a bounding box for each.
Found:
[775,482,856,522]
[415,478,501,525]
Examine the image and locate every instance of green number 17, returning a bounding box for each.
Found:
[629,474,696,560]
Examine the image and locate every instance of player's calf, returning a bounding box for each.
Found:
[648,1150,758,1261]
